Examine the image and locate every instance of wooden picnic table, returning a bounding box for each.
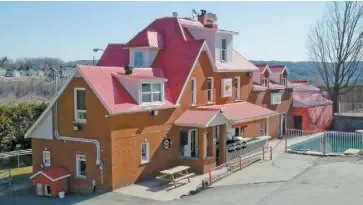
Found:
[157,166,195,188]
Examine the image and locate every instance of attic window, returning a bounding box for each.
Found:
[221,39,227,61]
[141,83,163,105]
[281,78,287,86]
[262,78,269,87]
[134,51,144,67]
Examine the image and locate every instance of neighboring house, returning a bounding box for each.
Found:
[249,64,293,139]
[25,10,293,194]
[5,70,20,77]
[27,69,37,76]
[37,70,45,77]
[289,80,333,131]
[0,68,6,76]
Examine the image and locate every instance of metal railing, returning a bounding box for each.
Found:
[0,149,32,170]
[286,129,363,156]
[206,146,272,185]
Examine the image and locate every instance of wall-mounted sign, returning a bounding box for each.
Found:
[222,78,232,97]
[163,139,171,150]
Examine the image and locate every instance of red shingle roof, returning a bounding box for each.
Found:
[30,167,70,182]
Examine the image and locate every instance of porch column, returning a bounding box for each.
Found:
[266,117,269,136]
[219,124,227,164]
[207,127,215,157]
[199,128,207,160]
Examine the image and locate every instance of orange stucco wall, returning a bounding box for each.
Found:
[292,105,333,131]
[31,51,291,192]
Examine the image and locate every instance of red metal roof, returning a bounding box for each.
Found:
[197,102,278,123]
[255,64,268,72]
[30,167,70,182]
[269,65,286,73]
[78,65,176,115]
[174,109,222,127]
[127,31,164,48]
[97,44,129,67]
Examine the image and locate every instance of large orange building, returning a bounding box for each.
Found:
[25,10,293,193]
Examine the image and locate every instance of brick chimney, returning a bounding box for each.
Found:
[197,10,218,29]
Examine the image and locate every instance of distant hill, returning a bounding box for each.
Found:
[68,59,363,86]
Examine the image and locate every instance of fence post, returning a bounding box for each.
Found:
[285,131,288,153]
[239,156,242,170]
[270,146,273,160]
[323,131,327,155]
[208,169,212,185]
[262,146,265,160]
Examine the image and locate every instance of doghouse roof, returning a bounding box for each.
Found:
[30,167,71,182]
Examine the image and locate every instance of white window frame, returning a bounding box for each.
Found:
[262,78,269,87]
[191,78,197,105]
[74,88,86,123]
[271,92,282,105]
[140,82,164,105]
[42,151,51,167]
[134,51,144,67]
[141,142,150,164]
[281,78,287,86]
[221,39,227,62]
[235,76,241,100]
[207,77,214,103]
[76,155,87,178]
[260,121,265,136]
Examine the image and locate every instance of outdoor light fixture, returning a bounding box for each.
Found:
[246,72,253,77]
[150,110,159,116]
[73,124,82,131]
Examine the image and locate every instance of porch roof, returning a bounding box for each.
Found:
[197,102,279,124]
[174,109,228,128]
[175,102,279,127]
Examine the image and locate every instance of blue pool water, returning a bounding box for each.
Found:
[290,132,363,153]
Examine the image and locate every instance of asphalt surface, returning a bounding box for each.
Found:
[2,154,363,205]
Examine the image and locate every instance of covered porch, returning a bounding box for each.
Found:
[175,102,279,169]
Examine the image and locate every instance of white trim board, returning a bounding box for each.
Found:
[29,170,71,182]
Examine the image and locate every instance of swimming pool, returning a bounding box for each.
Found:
[289,132,363,154]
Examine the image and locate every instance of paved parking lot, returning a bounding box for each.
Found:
[2,154,363,205]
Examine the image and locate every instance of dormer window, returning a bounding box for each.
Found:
[262,78,269,87]
[140,83,163,105]
[221,39,227,61]
[134,51,144,67]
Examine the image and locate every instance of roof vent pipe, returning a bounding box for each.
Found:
[124,65,133,75]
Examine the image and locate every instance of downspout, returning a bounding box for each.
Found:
[52,69,103,185]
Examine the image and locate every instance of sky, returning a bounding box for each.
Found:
[0,1,329,62]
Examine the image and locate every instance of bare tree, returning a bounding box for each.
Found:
[308,2,363,113]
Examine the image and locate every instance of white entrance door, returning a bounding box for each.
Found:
[184,130,198,157]
[36,183,43,196]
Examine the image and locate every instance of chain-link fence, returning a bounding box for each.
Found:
[0,149,32,170]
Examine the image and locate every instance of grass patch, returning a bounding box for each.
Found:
[0,166,33,179]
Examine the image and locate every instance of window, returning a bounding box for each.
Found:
[141,142,150,164]
[271,93,282,105]
[207,78,214,103]
[42,151,51,167]
[74,88,86,123]
[191,78,196,105]
[281,78,287,86]
[234,127,241,137]
[262,78,269,87]
[134,51,144,67]
[180,130,199,158]
[221,39,227,61]
[260,122,265,136]
[235,77,240,100]
[141,83,163,104]
[76,155,87,178]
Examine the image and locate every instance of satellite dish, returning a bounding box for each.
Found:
[192,9,198,19]
[172,12,178,17]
